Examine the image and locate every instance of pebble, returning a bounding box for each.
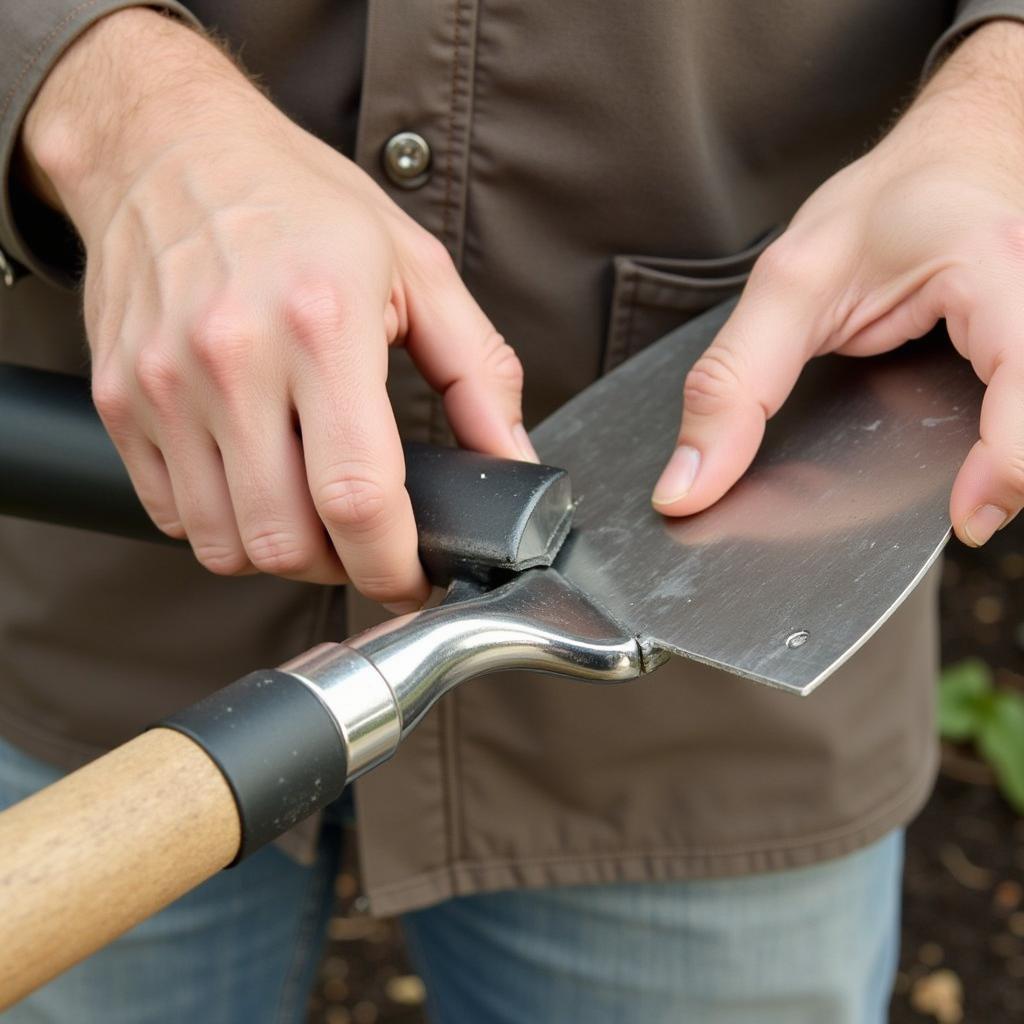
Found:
[939,843,993,890]
[994,879,1023,912]
[1001,553,1024,579]
[910,969,963,1024]
[323,978,349,1002]
[352,1001,379,1024]
[973,594,1003,624]
[322,956,350,980]
[385,974,427,1006]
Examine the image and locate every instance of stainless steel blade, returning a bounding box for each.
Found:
[531,300,984,694]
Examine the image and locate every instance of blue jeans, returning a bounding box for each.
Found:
[0,736,903,1023]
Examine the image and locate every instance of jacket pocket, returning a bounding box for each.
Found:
[603,230,778,372]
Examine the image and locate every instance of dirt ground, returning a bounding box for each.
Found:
[307,530,1024,1024]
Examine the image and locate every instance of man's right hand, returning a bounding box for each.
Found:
[20,8,534,609]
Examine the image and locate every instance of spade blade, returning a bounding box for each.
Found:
[532,300,983,694]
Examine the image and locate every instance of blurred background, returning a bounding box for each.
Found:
[306,530,1024,1024]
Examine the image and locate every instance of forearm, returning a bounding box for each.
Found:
[20,7,268,241]
[914,19,1024,140]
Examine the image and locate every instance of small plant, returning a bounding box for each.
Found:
[938,659,1024,813]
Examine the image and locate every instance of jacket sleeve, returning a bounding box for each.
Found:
[0,1,201,290]
[926,0,1024,75]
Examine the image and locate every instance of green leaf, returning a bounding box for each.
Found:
[977,691,1024,815]
[938,659,993,741]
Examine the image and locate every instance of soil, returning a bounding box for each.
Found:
[307,529,1024,1024]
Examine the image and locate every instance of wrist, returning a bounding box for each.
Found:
[20,7,262,240]
[916,19,1024,124]
[869,19,1024,185]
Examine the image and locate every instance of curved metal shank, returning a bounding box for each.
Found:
[280,570,648,781]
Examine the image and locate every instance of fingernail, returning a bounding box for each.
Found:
[513,423,540,463]
[652,446,701,506]
[963,504,1009,547]
[384,600,421,616]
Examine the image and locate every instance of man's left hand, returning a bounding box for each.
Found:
[653,20,1024,548]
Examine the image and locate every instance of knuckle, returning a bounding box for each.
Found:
[998,218,1024,265]
[750,237,810,292]
[244,528,315,576]
[481,332,525,391]
[315,472,390,533]
[192,540,250,576]
[282,279,347,351]
[411,231,455,278]
[133,345,183,405]
[153,518,186,540]
[187,307,251,383]
[131,487,181,536]
[352,571,410,603]
[683,348,745,416]
[91,371,133,431]
[1000,446,1024,499]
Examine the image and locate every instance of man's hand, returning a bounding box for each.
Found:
[653,20,1024,548]
[21,9,535,608]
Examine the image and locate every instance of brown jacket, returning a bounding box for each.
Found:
[0,0,1014,915]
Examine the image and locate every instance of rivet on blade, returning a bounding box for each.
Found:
[785,630,810,649]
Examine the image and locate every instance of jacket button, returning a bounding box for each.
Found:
[382,131,432,189]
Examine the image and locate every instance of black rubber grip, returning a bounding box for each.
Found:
[160,669,348,863]
[0,364,161,543]
[403,441,572,583]
[0,364,573,582]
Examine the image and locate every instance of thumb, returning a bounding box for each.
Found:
[652,288,814,516]
[401,236,537,462]
[949,356,1024,547]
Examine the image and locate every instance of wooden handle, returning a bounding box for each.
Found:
[0,728,240,1009]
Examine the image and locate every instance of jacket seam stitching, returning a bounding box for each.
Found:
[623,265,640,359]
[440,0,463,247]
[0,0,104,126]
[435,0,473,868]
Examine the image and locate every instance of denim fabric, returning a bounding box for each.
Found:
[402,831,904,1024]
[0,737,341,1024]
[1,735,902,1023]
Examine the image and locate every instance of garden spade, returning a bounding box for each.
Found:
[0,298,984,1006]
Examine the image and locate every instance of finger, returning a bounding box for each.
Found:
[288,289,430,606]
[835,273,948,358]
[652,281,815,517]
[214,402,348,584]
[950,358,1024,547]
[401,236,536,462]
[92,371,184,538]
[159,423,254,576]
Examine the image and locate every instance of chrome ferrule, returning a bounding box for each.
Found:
[279,643,402,780]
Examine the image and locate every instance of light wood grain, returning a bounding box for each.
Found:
[0,727,240,1009]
